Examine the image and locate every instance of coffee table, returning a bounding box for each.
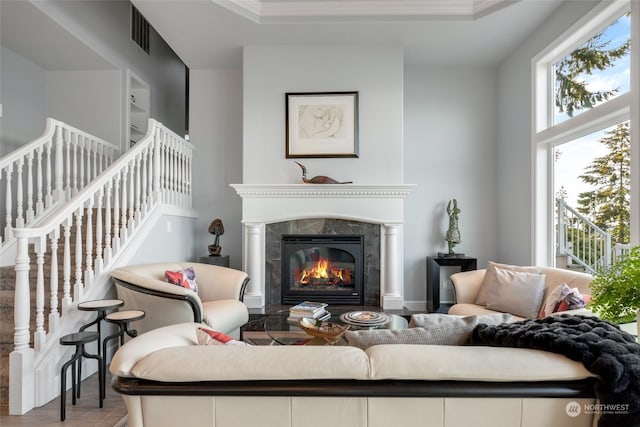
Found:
[263,309,408,345]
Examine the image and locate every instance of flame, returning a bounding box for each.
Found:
[298,257,351,285]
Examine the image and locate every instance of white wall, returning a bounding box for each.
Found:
[46,70,121,144]
[403,66,498,307]
[242,45,404,184]
[128,215,197,264]
[0,47,47,156]
[189,69,244,268]
[496,0,600,265]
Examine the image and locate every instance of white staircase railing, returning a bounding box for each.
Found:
[9,119,193,414]
[1,118,119,252]
[556,198,612,274]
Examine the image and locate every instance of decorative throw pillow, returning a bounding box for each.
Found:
[345,314,513,350]
[486,267,546,318]
[196,327,251,347]
[540,283,590,317]
[475,262,540,306]
[165,267,198,293]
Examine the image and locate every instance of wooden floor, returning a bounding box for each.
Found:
[0,372,127,427]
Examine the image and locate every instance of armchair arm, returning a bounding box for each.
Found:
[186,263,249,302]
[450,269,486,304]
[110,269,205,335]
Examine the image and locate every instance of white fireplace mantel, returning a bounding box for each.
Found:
[230,184,415,310]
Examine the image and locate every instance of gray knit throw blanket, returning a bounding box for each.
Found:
[470,315,640,427]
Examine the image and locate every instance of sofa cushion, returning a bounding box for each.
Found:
[486,267,546,318]
[165,267,198,293]
[475,262,540,306]
[345,314,513,350]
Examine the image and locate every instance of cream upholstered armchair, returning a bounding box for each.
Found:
[110,262,249,338]
[448,263,593,321]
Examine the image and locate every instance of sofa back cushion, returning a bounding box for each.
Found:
[485,267,546,318]
[475,262,541,306]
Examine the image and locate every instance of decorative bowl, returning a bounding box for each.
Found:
[297,317,350,344]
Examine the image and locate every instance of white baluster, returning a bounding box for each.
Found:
[92,140,98,180]
[48,227,60,333]
[15,159,24,228]
[120,165,128,242]
[134,154,141,222]
[141,147,148,215]
[34,236,46,351]
[79,136,85,190]
[84,197,94,286]
[112,172,121,252]
[152,126,162,203]
[64,129,71,199]
[128,161,135,233]
[86,139,92,183]
[13,236,30,351]
[26,153,34,224]
[54,125,64,202]
[104,181,112,264]
[95,188,104,273]
[62,217,72,310]
[72,133,79,196]
[45,139,53,208]
[74,209,84,302]
[35,146,44,216]
[4,165,13,241]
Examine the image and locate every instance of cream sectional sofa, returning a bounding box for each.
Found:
[111,262,249,338]
[448,265,593,320]
[110,322,598,427]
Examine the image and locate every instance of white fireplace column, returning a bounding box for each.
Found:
[242,223,265,308]
[381,223,404,309]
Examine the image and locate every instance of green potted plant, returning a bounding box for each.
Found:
[587,246,640,328]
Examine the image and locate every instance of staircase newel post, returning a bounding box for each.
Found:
[557,198,565,257]
[9,233,35,414]
[54,124,64,203]
[152,123,162,204]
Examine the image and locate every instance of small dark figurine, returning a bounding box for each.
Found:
[208,218,224,256]
[294,161,352,184]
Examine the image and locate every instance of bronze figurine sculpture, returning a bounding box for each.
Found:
[445,199,461,255]
[208,218,224,256]
[294,161,352,184]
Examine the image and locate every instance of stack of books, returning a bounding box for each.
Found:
[287,301,330,322]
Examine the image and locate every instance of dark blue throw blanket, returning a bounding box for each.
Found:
[470,315,640,427]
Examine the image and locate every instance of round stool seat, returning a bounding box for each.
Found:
[78,299,124,311]
[60,331,99,346]
[105,310,145,323]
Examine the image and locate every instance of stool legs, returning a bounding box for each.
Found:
[60,332,102,422]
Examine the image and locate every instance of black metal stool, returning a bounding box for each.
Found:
[102,310,145,396]
[59,331,103,421]
[78,299,124,356]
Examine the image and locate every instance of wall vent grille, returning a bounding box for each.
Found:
[131,5,150,54]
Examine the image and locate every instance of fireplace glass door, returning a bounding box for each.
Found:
[281,234,364,305]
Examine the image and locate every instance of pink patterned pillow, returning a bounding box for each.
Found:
[196,327,251,347]
[165,267,198,293]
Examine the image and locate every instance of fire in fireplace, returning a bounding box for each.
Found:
[281,234,364,305]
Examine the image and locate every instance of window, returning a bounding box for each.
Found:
[533,0,637,270]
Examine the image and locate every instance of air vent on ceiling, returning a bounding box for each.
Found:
[131,5,150,54]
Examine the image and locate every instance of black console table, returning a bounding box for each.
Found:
[426,256,477,312]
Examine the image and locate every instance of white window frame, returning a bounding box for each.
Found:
[531,0,638,267]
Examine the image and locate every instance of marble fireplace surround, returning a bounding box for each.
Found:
[231,184,414,310]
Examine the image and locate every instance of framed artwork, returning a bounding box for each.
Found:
[285,92,359,158]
